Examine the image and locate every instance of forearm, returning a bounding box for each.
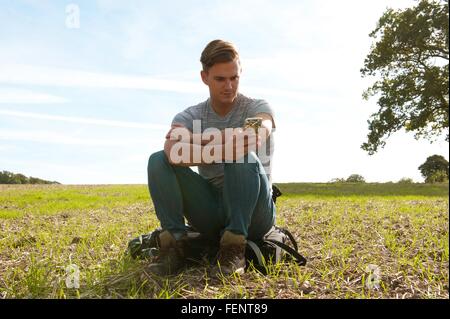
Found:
[167,126,212,146]
[165,140,223,166]
[191,129,226,146]
[191,133,217,146]
[165,142,261,166]
[181,128,266,146]
[165,126,265,165]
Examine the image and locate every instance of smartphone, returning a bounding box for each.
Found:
[244,117,263,134]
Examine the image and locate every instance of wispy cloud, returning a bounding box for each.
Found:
[0,88,68,104]
[0,109,167,130]
[0,63,204,94]
[0,63,325,102]
[0,129,152,146]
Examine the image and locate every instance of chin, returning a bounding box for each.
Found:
[213,92,237,104]
[222,94,237,102]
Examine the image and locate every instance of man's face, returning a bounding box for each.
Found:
[201,60,241,106]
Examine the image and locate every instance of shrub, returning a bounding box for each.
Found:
[329,178,346,183]
[398,177,414,184]
[419,155,449,183]
[346,174,366,183]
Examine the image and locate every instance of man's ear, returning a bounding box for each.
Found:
[200,70,209,85]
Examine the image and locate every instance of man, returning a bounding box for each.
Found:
[147,39,276,276]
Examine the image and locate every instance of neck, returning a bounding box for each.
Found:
[210,95,238,117]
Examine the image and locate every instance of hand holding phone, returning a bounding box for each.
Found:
[244,117,263,134]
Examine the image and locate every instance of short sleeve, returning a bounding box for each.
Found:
[171,103,204,132]
[172,111,194,131]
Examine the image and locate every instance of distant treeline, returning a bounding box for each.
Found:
[0,170,60,184]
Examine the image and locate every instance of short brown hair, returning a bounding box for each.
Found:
[200,39,240,71]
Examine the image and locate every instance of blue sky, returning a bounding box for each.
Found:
[0,0,448,184]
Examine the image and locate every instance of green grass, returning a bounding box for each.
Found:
[0,183,448,299]
[278,182,449,197]
[0,184,150,219]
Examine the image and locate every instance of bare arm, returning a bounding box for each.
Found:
[163,114,274,166]
[164,124,225,166]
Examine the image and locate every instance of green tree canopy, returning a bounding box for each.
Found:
[361,0,449,154]
[398,177,414,184]
[346,174,366,183]
[0,170,59,184]
[329,177,346,183]
[418,154,449,182]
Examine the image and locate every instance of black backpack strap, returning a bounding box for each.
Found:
[272,185,282,203]
[276,227,299,252]
[265,239,307,266]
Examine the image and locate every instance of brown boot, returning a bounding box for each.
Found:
[211,231,247,276]
[146,230,186,276]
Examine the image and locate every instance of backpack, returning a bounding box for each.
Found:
[127,184,307,273]
[127,225,306,274]
[245,226,307,273]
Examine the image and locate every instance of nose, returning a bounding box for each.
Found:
[225,79,233,89]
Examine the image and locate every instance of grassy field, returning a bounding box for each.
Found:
[0,183,448,299]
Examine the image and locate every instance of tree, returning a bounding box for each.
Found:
[361,0,449,155]
[346,174,366,183]
[418,154,449,182]
[398,177,414,183]
[14,174,29,184]
[0,170,59,184]
[427,170,449,183]
[0,171,14,184]
[329,177,346,183]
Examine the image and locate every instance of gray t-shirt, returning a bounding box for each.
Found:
[172,93,275,188]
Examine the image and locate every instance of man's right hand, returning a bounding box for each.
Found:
[222,128,261,161]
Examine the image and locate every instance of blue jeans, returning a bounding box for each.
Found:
[147,150,275,241]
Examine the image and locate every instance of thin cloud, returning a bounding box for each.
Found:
[0,109,167,130]
[0,63,317,102]
[0,129,152,146]
[0,88,68,104]
[0,63,204,94]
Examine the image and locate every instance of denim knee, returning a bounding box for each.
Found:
[224,151,261,174]
[147,150,168,177]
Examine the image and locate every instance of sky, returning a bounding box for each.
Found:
[0,0,448,184]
